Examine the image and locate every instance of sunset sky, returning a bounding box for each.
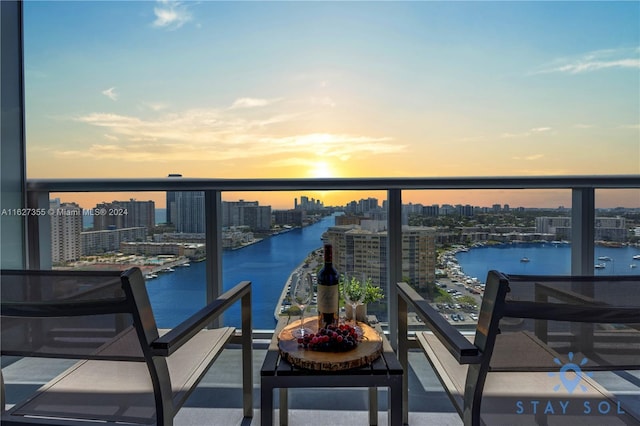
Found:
[23,1,639,209]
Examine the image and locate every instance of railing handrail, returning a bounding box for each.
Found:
[27,175,640,193]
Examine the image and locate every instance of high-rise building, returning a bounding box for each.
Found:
[537,216,628,242]
[50,199,82,264]
[93,199,155,231]
[175,191,205,233]
[166,173,182,225]
[274,210,304,227]
[424,204,440,217]
[295,196,323,211]
[223,200,271,231]
[323,224,437,296]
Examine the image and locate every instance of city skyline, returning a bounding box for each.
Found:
[24,1,639,208]
[61,193,640,215]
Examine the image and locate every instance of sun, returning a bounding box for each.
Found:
[310,161,335,178]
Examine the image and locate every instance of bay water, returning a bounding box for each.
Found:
[455,242,640,284]
[145,217,640,328]
[146,214,335,329]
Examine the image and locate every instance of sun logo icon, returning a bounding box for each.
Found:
[548,352,592,393]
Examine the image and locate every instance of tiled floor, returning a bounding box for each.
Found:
[2,349,461,425]
[3,348,639,425]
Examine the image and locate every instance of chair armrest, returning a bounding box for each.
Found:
[397,282,481,364]
[151,280,251,356]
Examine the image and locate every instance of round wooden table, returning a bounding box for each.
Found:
[277,317,383,371]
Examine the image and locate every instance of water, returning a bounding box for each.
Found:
[455,242,640,284]
[146,215,335,329]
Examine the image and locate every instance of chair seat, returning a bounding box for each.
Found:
[417,331,638,426]
[7,327,235,424]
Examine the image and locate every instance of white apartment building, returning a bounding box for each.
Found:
[536,216,627,242]
[50,199,82,264]
[81,227,147,255]
[120,242,187,256]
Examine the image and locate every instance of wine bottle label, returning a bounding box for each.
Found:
[316,283,338,313]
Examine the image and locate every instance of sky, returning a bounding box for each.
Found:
[23,0,640,209]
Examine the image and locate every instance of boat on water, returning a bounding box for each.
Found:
[633,255,640,260]
[144,273,158,279]
[595,263,606,269]
[630,264,637,269]
[598,256,612,261]
[520,257,530,263]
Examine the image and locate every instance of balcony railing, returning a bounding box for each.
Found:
[25,175,640,346]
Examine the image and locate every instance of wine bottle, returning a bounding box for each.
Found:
[316,243,339,329]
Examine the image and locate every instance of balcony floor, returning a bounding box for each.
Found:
[3,347,639,425]
[2,347,461,425]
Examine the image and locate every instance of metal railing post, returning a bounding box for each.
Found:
[388,188,402,350]
[26,190,51,270]
[571,188,595,275]
[205,190,223,328]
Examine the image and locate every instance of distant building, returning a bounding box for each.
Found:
[120,241,186,256]
[81,227,147,255]
[274,210,305,227]
[335,215,365,226]
[456,204,474,217]
[344,198,379,215]
[175,191,205,233]
[296,196,323,211]
[535,216,627,242]
[323,224,437,297]
[595,217,627,242]
[535,217,572,240]
[439,204,456,216]
[165,173,182,225]
[423,204,440,217]
[223,200,271,231]
[93,199,155,231]
[50,199,82,263]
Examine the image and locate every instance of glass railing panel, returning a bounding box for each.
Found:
[48,191,206,328]
[594,188,640,275]
[401,188,573,332]
[45,188,393,330]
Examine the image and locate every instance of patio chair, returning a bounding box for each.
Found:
[398,271,640,425]
[1,267,253,425]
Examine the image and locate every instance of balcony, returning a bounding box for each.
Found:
[2,1,639,421]
[2,176,639,424]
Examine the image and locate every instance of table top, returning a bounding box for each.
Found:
[261,316,403,378]
[277,318,383,371]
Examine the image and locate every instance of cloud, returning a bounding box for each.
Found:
[533,47,640,75]
[101,87,118,101]
[456,135,487,143]
[512,154,544,161]
[69,108,403,164]
[500,132,531,139]
[573,124,595,129]
[310,97,336,107]
[230,97,281,109]
[153,0,192,30]
[500,127,553,139]
[143,102,170,111]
